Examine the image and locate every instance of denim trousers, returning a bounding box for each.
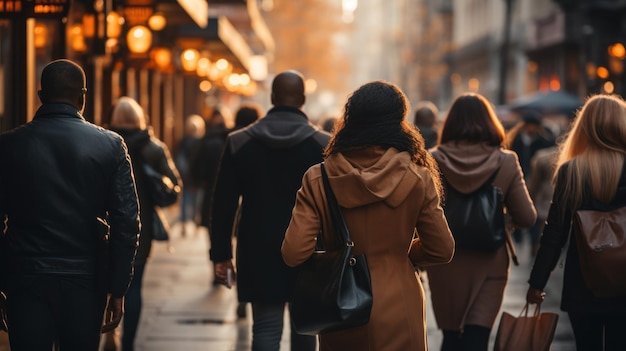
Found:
[251,302,317,351]
[122,262,146,351]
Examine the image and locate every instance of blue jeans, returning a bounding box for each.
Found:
[251,302,317,351]
[180,188,201,223]
[122,262,145,351]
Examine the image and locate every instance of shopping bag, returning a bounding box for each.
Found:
[494,303,559,351]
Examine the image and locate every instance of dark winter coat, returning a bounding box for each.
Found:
[110,127,181,265]
[0,103,139,297]
[209,106,330,303]
[529,161,626,314]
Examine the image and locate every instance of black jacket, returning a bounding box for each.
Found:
[110,127,181,265]
[0,103,140,297]
[209,106,330,303]
[529,161,626,313]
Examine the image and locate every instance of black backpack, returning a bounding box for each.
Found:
[443,170,506,252]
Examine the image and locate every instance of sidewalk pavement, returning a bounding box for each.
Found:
[0,220,576,350]
[106,220,575,351]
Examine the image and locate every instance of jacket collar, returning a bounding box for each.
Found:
[33,103,85,121]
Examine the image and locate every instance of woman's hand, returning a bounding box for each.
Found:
[526,286,546,304]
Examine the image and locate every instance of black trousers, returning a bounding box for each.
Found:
[569,311,626,351]
[6,274,107,351]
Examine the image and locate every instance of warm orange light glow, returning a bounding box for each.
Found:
[148,13,167,31]
[603,81,615,94]
[126,26,152,54]
[527,61,538,73]
[305,79,317,94]
[151,47,172,70]
[196,57,210,77]
[70,24,87,52]
[597,66,610,79]
[82,14,95,38]
[199,80,212,92]
[608,43,626,59]
[549,75,560,91]
[34,23,47,48]
[468,78,479,91]
[181,49,200,72]
[107,11,123,38]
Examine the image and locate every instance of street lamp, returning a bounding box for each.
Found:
[127,25,152,54]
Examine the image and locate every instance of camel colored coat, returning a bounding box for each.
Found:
[282,147,455,351]
[426,142,536,331]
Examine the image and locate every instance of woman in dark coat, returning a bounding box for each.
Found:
[107,96,181,351]
[426,93,536,351]
[526,94,626,350]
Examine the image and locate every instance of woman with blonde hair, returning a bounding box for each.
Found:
[282,80,455,350]
[527,94,626,350]
[427,92,536,351]
[107,96,181,351]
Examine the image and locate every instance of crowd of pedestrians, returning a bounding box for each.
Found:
[1,58,625,351]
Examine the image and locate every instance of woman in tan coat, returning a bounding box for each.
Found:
[426,93,536,350]
[282,81,455,351]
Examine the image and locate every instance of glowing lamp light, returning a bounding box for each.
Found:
[70,24,87,52]
[181,49,200,72]
[148,13,167,31]
[305,78,317,94]
[597,66,609,79]
[608,43,626,60]
[199,80,212,92]
[107,11,124,39]
[151,47,172,70]
[126,26,152,54]
[196,57,210,76]
[34,23,47,49]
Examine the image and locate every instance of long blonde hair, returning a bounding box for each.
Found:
[555,94,626,213]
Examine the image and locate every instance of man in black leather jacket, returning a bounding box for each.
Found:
[0,59,140,350]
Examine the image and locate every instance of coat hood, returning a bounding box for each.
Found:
[431,142,505,193]
[325,147,417,209]
[245,106,319,149]
[109,127,151,154]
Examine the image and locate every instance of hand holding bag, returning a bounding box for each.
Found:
[494,303,559,351]
[289,162,373,335]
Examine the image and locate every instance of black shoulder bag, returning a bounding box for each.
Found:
[443,169,506,252]
[290,162,373,335]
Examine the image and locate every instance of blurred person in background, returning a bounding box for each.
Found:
[194,107,230,234]
[413,100,440,149]
[427,93,536,351]
[281,80,454,351]
[504,111,554,245]
[527,94,626,351]
[0,59,139,350]
[228,102,263,320]
[209,70,329,351]
[106,96,181,351]
[175,114,206,237]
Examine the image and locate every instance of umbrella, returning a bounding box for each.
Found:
[510,90,583,117]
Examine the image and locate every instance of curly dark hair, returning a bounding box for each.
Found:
[324,80,442,196]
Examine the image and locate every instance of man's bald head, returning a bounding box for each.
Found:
[38,59,86,108]
[271,70,305,108]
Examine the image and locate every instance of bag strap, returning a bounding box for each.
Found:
[320,162,353,247]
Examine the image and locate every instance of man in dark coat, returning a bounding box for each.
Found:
[209,70,330,351]
[0,59,139,350]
